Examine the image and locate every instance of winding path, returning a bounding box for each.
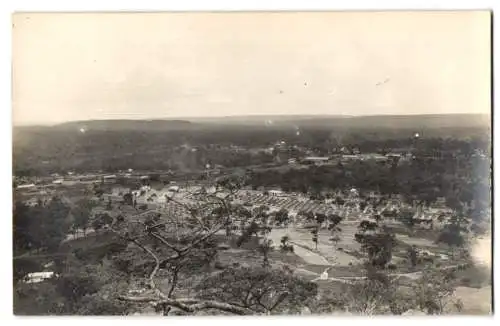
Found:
[288,242,330,265]
[274,234,468,284]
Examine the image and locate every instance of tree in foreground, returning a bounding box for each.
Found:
[13,196,71,254]
[354,219,396,268]
[311,227,319,250]
[195,266,317,315]
[101,177,318,315]
[436,213,470,258]
[279,235,294,253]
[72,199,95,236]
[410,267,462,314]
[327,214,343,245]
[313,263,462,316]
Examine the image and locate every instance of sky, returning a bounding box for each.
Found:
[12,11,491,125]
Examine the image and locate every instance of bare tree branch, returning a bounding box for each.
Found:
[118,296,256,315]
[109,184,278,316]
[167,267,180,298]
[269,291,289,312]
[108,226,161,291]
[166,196,209,232]
[178,224,224,253]
[149,231,182,254]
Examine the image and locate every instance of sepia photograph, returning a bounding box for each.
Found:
[11,11,492,316]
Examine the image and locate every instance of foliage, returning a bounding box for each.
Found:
[274,209,289,226]
[195,266,318,315]
[13,197,71,254]
[56,271,101,305]
[14,256,132,315]
[398,209,416,231]
[279,235,294,253]
[75,294,132,315]
[72,199,95,235]
[327,214,343,244]
[411,268,458,314]
[258,239,274,267]
[13,136,487,316]
[355,221,396,268]
[436,214,470,248]
[315,213,327,225]
[310,227,319,250]
[13,201,36,253]
[408,246,418,268]
[123,193,133,206]
[339,267,398,314]
[13,258,43,284]
[313,265,411,315]
[235,205,272,248]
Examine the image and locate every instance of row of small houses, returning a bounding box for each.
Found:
[16,173,156,190]
[20,181,451,226]
[106,184,451,227]
[297,153,411,166]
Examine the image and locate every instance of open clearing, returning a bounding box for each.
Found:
[454,286,492,314]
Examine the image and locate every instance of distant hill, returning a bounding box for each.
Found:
[13,119,196,133]
[13,114,490,132]
[186,114,352,125]
[54,119,194,131]
[302,114,490,129]
[188,113,490,129]
[12,113,490,176]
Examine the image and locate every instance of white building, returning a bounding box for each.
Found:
[24,271,56,284]
[269,190,285,197]
[168,186,180,192]
[349,188,359,197]
[303,157,330,165]
[16,183,36,189]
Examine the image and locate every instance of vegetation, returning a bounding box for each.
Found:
[12,120,491,316]
[355,220,396,268]
[13,197,71,254]
[13,118,489,176]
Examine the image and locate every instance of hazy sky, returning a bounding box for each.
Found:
[12,11,491,125]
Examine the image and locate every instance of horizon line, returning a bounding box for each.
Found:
[13,112,490,127]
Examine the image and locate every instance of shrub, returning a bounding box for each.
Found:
[387,263,397,271]
[420,256,434,264]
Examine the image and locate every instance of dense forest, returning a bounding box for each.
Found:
[13,115,490,175]
[248,154,490,207]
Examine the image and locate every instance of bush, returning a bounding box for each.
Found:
[420,256,434,264]
[387,263,397,271]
